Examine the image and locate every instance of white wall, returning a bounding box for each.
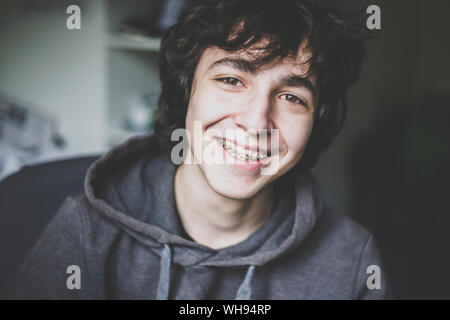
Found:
[0,0,107,155]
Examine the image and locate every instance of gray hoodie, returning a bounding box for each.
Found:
[3,133,391,299]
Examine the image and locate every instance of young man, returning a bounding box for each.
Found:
[4,0,390,299]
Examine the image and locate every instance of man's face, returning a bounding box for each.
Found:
[184,45,316,199]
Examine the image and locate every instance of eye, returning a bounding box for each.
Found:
[216,77,244,87]
[280,93,307,107]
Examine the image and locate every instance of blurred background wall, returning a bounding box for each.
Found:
[0,0,108,155]
[316,0,450,219]
[0,0,449,299]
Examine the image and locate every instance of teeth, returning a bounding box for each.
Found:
[221,140,268,161]
[236,145,245,154]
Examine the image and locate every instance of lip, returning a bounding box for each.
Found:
[215,139,272,171]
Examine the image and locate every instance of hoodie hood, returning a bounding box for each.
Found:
[3,133,391,300]
[85,133,324,269]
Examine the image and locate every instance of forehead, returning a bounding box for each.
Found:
[198,43,314,79]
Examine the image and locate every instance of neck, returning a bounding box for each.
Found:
[174,163,274,250]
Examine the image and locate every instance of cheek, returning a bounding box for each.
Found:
[185,90,207,133]
[188,84,234,128]
[282,116,314,154]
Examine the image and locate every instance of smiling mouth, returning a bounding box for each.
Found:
[217,138,271,162]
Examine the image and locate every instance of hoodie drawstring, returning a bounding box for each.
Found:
[156,244,255,300]
[156,244,172,300]
[235,265,256,300]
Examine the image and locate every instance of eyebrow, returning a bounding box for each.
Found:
[208,57,257,74]
[208,57,316,100]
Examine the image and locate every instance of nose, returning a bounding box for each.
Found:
[234,91,273,132]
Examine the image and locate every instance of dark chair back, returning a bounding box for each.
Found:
[0,155,99,290]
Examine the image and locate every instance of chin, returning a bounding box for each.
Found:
[201,164,266,200]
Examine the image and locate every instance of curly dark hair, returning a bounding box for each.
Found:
[154,0,367,168]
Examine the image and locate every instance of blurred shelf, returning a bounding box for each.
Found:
[108,34,161,52]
